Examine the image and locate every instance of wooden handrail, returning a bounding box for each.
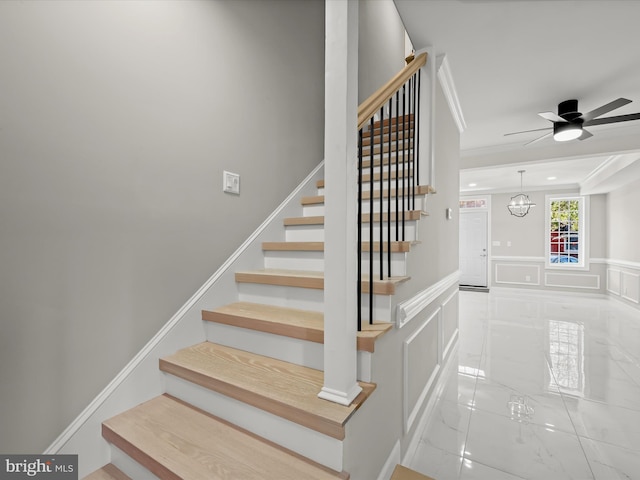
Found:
[357,52,427,130]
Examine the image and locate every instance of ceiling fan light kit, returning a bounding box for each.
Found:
[553,121,582,141]
[506,97,640,145]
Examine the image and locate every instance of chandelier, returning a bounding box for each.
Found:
[507,170,536,217]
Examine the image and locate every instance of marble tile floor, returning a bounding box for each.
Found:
[406,289,640,480]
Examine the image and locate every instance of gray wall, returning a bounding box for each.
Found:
[607,178,640,263]
[404,81,461,298]
[358,0,406,103]
[487,189,607,292]
[0,0,324,453]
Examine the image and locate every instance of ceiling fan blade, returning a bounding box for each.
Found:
[578,129,593,141]
[504,127,552,137]
[580,98,632,122]
[524,131,552,146]
[585,112,640,126]
[538,111,566,123]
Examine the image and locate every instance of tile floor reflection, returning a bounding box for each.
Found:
[407,290,640,480]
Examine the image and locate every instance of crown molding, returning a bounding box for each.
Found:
[436,54,466,134]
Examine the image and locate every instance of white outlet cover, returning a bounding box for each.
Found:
[223,170,240,195]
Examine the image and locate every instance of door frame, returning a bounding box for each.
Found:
[459,195,491,287]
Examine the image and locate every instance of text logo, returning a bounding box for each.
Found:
[1,455,77,479]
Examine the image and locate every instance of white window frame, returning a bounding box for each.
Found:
[545,194,589,270]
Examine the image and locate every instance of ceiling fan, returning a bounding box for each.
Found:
[506,98,640,146]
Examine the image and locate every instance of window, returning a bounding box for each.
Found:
[545,195,589,268]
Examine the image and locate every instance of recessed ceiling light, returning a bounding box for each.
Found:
[547,176,557,180]
[468,183,477,187]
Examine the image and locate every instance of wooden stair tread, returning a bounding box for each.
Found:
[262,241,416,253]
[103,395,348,480]
[83,464,131,480]
[235,269,410,295]
[302,185,434,205]
[284,210,425,227]
[203,302,392,352]
[160,342,375,440]
[391,465,435,480]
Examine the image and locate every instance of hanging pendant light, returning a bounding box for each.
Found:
[507,170,536,217]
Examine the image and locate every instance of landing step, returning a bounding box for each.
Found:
[235,269,410,295]
[262,241,415,253]
[391,465,435,480]
[203,302,392,352]
[283,210,425,226]
[160,342,375,440]
[301,185,434,206]
[83,464,131,480]
[103,395,348,479]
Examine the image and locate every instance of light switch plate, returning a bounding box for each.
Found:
[223,170,240,195]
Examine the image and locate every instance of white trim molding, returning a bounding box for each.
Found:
[544,272,601,290]
[492,255,545,263]
[436,54,466,133]
[396,270,459,328]
[494,263,541,286]
[621,271,640,304]
[403,308,440,433]
[607,268,622,296]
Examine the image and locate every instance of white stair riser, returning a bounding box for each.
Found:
[162,374,344,472]
[203,321,373,381]
[205,321,324,370]
[285,224,325,242]
[264,251,324,271]
[303,196,426,217]
[237,283,394,322]
[263,251,408,277]
[111,445,160,480]
[284,222,418,242]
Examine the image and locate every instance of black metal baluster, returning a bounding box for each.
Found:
[395,91,399,242]
[379,107,384,280]
[396,83,407,242]
[357,129,363,332]
[387,98,393,278]
[416,70,421,195]
[411,73,417,210]
[369,116,374,325]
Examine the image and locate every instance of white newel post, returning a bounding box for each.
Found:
[319,0,362,406]
[416,47,436,189]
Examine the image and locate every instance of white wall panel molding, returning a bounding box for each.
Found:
[396,270,459,328]
[607,258,640,270]
[403,309,440,433]
[544,272,601,290]
[607,269,622,296]
[494,263,541,286]
[440,289,459,361]
[491,256,545,263]
[621,271,640,303]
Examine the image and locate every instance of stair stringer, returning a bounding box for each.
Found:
[47,162,326,479]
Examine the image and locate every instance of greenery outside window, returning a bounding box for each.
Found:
[545,195,589,269]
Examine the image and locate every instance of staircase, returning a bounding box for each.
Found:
[82,53,433,480]
[82,114,432,479]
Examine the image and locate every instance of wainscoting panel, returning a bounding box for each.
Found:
[622,271,640,303]
[494,263,540,286]
[441,289,459,361]
[607,269,622,296]
[545,272,601,290]
[403,309,440,433]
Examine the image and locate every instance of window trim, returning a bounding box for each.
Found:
[545,194,590,270]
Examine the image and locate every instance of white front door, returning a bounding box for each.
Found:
[459,210,488,287]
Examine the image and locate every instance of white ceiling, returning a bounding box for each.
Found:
[395,0,640,194]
